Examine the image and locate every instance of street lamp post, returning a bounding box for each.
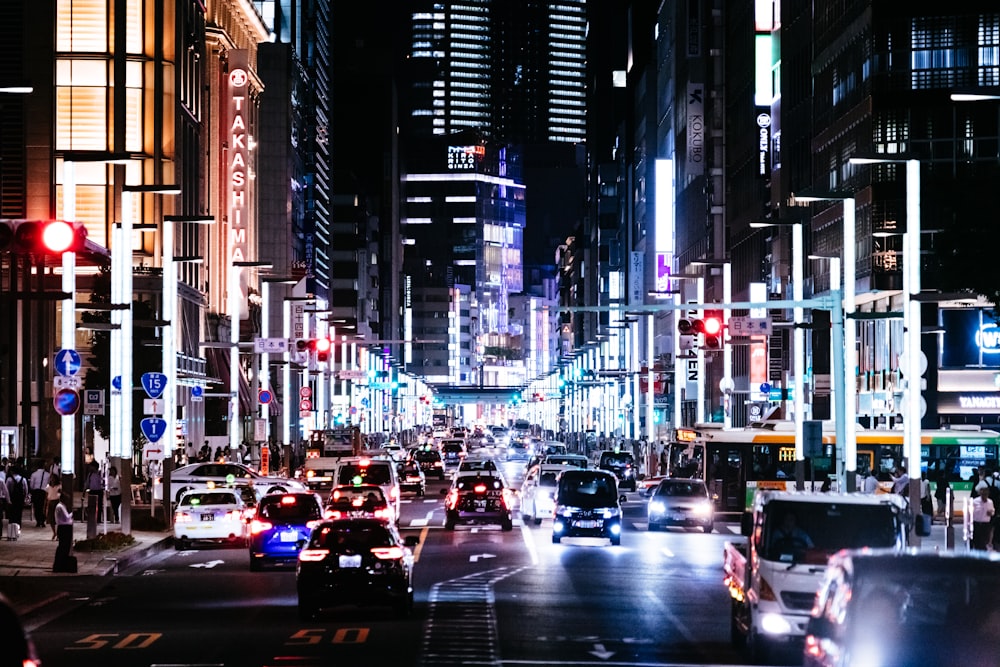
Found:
[260,277,297,466]
[230,261,272,455]
[810,254,847,490]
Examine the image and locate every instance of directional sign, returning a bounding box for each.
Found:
[729,316,773,336]
[143,398,164,415]
[190,385,203,402]
[258,389,273,405]
[253,337,289,354]
[84,389,105,416]
[54,349,82,377]
[141,372,167,399]
[143,443,164,461]
[53,388,81,416]
[140,417,167,443]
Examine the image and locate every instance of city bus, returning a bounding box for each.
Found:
[666,421,1000,514]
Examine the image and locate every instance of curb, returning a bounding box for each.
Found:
[96,535,174,575]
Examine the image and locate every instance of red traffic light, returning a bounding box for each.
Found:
[316,337,332,362]
[702,316,722,336]
[0,220,87,255]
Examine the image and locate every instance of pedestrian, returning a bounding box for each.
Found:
[0,473,9,526]
[49,455,61,478]
[658,447,668,476]
[53,491,75,572]
[45,472,61,539]
[28,461,50,528]
[971,484,995,550]
[184,440,198,464]
[5,467,29,529]
[83,460,104,522]
[107,465,122,523]
[860,467,879,494]
[890,464,909,495]
[920,475,933,515]
[934,470,950,520]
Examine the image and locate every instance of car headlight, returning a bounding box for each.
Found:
[760,612,794,636]
[691,501,713,517]
[556,505,580,517]
[649,500,665,514]
[601,507,620,519]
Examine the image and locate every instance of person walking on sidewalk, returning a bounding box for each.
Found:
[107,466,122,523]
[5,467,28,530]
[28,461,49,528]
[53,491,75,572]
[46,473,62,539]
[83,460,104,522]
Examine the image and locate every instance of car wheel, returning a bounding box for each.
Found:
[445,517,456,531]
[501,515,514,532]
[610,533,621,546]
[730,600,747,648]
[417,487,425,497]
[702,523,714,534]
[249,557,262,572]
[175,538,188,551]
[747,613,772,664]
[648,521,659,532]
[439,473,446,481]
[551,533,561,544]
[532,513,542,526]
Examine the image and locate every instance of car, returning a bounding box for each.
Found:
[168,461,307,504]
[506,439,531,461]
[173,489,249,550]
[804,548,1000,667]
[380,443,407,462]
[440,439,467,470]
[442,471,514,531]
[396,460,426,496]
[544,453,589,469]
[646,478,714,532]
[248,492,325,570]
[325,484,394,523]
[455,456,504,482]
[551,469,625,545]
[412,448,446,480]
[520,463,572,525]
[597,450,638,491]
[296,518,419,620]
[637,475,667,498]
[332,457,401,520]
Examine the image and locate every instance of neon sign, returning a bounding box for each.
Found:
[228,53,249,266]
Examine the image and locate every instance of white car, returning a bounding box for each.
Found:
[168,462,307,504]
[173,488,249,549]
[519,463,574,525]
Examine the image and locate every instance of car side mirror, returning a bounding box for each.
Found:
[804,615,831,640]
[404,535,419,547]
[619,494,628,504]
[740,511,753,536]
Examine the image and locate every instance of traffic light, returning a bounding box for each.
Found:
[702,309,725,350]
[315,337,332,362]
[296,339,312,353]
[677,317,698,350]
[0,220,87,255]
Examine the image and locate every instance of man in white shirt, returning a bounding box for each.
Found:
[28,462,49,528]
[890,465,910,495]
[972,484,995,550]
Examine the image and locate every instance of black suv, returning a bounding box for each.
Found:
[598,450,637,490]
[442,472,514,531]
[552,469,624,545]
[412,448,446,480]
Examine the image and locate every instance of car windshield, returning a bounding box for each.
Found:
[547,456,585,467]
[559,474,617,504]
[181,492,238,507]
[413,451,440,462]
[310,523,393,550]
[338,464,391,486]
[442,444,464,453]
[539,472,560,487]
[762,500,901,561]
[600,453,633,467]
[655,481,707,497]
[258,497,322,522]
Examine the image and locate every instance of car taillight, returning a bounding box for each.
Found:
[299,549,329,562]
[374,508,390,519]
[326,509,343,519]
[390,486,398,500]
[306,520,322,530]
[446,489,458,509]
[175,512,192,523]
[371,546,405,560]
[280,495,297,505]
[250,519,272,534]
[501,488,514,509]
[433,461,443,467]
[474,484,487,494]
[226,510,243,521]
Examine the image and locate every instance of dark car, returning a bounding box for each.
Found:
[552,469,625,545]
[412,448,446,480]
[396,460,426,496]
[442,472,514,531]
[296,518,418,620]
[248,492,324,571]
[598,450,637,490]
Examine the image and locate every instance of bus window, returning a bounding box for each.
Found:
[668,444,704,479]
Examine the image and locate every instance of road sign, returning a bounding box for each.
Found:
[84,389,105,416]
[729,316,773,336]
[299,386,312,399]
[143,398,164,415]
[112,375,122,391]
[299,399,312,411]
[54,349,82,377]
[338,369,366,380]
[140,417,167,443]
[143,444,165,461]
[254,337,289,354]
[141,372,168,399]
[259,389,273,404]
[53,388,80,415]
[54,375,82,390]
[191,385,203,402]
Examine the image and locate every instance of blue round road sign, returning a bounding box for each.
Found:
[258,389,273,404]
[54,349,82,377]
[53,388,81,415]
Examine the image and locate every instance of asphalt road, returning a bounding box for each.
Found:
[18,458,786,667]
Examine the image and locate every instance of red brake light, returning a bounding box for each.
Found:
[390,486,398,500]
[280,495,297,505]
[359,458,371,467]
[175,512,192,523]
[371,546,405,560]
[299,549,329,562]
[332,489,342,500]
[474,484,487,493]
[250,519,272,534]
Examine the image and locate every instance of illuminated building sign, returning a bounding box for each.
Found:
[655,252,672,293]
[687,85,704,176]
[756,109,771,178]
[941,309,1000,368]
[228,51,250,266]
[447,145,484,171]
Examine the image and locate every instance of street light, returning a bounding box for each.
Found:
[850,156,921,530]
[259,277,298,465]
[230,261,273,454]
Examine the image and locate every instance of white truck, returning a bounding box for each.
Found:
[723,489,930,663]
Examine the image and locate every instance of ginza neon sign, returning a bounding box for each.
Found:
[229,67,248,264]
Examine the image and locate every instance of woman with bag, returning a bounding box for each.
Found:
[45,473,62,539]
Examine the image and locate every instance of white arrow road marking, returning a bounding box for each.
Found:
[469,553,496,563]
[190,560,225,569]
[589,642,615,660]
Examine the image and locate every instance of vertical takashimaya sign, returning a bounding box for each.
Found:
[229,51,250,317]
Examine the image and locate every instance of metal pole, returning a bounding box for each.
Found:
[904,160,922,545]
[228,263,240,454]
[282,299,291,450]
[673,292,683,429]
[61,162,77,482]
[696,277,705,424]
[826,258,846,491]
[722,263,733,428]
[793,222,805,466]
[646,314,655,445]
[844,198,858,491]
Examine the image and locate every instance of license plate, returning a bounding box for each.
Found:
[339,555,362,568]
[574,520,600,529]
[201,515,214,522]
[280,530,299,542]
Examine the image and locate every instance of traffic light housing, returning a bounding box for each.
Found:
[0,220,87,255]
[315,337,332,363]
[701,309,724,350]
